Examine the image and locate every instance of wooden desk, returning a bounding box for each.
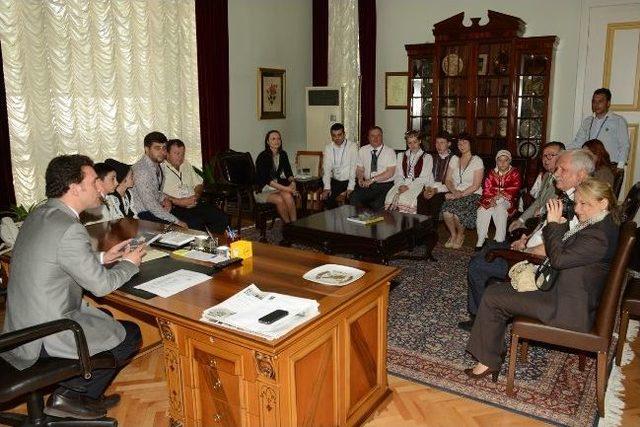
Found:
[88,219,399,427]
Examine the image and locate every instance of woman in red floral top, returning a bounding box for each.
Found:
[475,150,521,248]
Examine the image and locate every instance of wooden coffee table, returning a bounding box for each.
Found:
[281,205,436,264]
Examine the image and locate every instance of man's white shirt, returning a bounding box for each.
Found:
[322,139,358,191]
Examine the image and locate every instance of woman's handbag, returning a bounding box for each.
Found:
[508,261,538,292]
[535,257,559,291]
[508,257,559,292]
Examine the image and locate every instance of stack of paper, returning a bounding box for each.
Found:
[201,284,319,340]
[134,269,211,298]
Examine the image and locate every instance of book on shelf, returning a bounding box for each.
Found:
[346,212,384,225]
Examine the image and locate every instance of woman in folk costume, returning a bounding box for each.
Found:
[475,149,522,248]
[384,130,434,213]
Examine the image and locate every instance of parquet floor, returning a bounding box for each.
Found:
[3,337,637,426]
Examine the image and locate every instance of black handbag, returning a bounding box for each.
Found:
[535,257,559,291]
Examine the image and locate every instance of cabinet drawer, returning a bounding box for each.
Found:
[201,398,242,427]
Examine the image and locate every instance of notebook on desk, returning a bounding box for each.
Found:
[118,257,213,299]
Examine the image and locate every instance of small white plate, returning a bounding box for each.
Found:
[303,264,365,286]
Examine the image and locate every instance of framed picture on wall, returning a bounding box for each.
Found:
[258,68,286,119]
[385,72,408,109]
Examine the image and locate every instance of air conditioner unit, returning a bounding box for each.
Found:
[305,87,343,151]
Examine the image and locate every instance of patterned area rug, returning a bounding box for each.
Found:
[242,223,600,426]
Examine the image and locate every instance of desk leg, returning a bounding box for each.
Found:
[157,318,186,427]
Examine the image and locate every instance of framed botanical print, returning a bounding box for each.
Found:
[385,72,408,109]
[258,68,286,119]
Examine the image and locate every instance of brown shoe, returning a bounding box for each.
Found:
[44,393,107,420]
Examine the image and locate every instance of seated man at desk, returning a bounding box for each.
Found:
[161,138,227,232]
[1,154,146,420]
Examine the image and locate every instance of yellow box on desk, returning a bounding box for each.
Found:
[230,240,253,259]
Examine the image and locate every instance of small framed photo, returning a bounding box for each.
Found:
[385,72,408,109]
[258,68,286,119]
[477,54,488,76]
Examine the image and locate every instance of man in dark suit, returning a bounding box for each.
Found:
[458,149,595,331]
[1,155,146,419]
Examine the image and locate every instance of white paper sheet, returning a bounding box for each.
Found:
[134,269,211,298]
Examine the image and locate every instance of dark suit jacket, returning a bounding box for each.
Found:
[540,214,619,331]
[255,150,294,191]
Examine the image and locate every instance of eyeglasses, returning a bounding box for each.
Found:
[543,153,558,159]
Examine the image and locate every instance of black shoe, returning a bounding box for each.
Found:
[457,319,475,332]
[44,393,107,420]
[93,393,121,410]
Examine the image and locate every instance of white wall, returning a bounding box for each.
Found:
[376,0,583,149]
[228,0,312,161]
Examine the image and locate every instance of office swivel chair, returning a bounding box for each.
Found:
[0,319,118,426]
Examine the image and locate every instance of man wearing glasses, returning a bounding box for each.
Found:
[508,141,565,233]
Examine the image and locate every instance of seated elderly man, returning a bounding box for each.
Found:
[458,149,594,331]
[161,138,227,232]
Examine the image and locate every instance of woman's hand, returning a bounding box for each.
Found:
[445,192,456,200]
[546,198,564,223]
[398,185,409,194]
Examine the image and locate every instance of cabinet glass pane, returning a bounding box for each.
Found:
[518,118,543,139]
[519,76,545,96]
[519,54,548,76]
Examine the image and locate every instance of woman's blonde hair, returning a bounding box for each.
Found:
[576,177,620,223]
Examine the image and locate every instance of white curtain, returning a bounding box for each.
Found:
[0,0,201,206]
[328,0,360,143]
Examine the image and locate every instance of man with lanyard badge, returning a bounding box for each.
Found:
[570,88,630,168]
[320,122,358,209]
[161,139,228,232]
[350,126,397,210]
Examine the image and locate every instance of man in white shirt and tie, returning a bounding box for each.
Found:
[569,88,630,167]
[320,123,358,209]
[350,126,397,210]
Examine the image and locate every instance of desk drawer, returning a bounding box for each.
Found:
[201,397,242,427]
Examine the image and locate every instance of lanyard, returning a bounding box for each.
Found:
[332,142,347,171]
[588,116,608,139]
[167,166,183,183]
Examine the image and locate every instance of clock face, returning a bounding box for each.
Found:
[442,53,464,76]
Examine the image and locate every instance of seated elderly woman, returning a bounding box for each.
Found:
[464,177,619,381]
[475,150,521,249]
[441,133,484,249]
[384,130,434,213]
[582,138,615,187]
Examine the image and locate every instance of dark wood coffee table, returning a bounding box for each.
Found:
[281,205,436,264]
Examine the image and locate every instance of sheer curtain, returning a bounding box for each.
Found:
[0,0,201,206]
[328,0,360,144]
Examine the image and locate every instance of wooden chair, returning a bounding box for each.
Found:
[212,150,278,242]
[612,168,625,199]
[503,221,637,417]
[295,151,324,212]
[620,181,640,223]
[615,276,640,366]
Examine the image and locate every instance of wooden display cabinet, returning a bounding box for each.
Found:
[405,11,557,183]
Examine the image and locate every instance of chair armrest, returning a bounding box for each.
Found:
[0,319,92,380]
[485,249,545,267]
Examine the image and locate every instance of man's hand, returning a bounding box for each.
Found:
[122,244,146,266]
[546,198,564,224]
[345,189,353,198]
[445,192,456,200]
[398,185,409,194]
[103,239,132,264]
[175,220,188,228]
[162,198,172,212]
[508,219,524,232]
[320,189,331,200]
[357,177,366,188]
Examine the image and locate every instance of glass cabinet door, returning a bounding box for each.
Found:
[516,53,549,159]
[437,45,471,137]
[409,57,434,144]
[474,42,511,155]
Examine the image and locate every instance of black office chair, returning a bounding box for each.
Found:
[0,319,118,426]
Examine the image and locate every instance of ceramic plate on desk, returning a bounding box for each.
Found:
[303,264,365,286]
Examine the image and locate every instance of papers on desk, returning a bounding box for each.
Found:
[201,284,319,340]
[173,249,228,263]
[157,231,196,247]
[141,248,170,263]
[134,269,211,298]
